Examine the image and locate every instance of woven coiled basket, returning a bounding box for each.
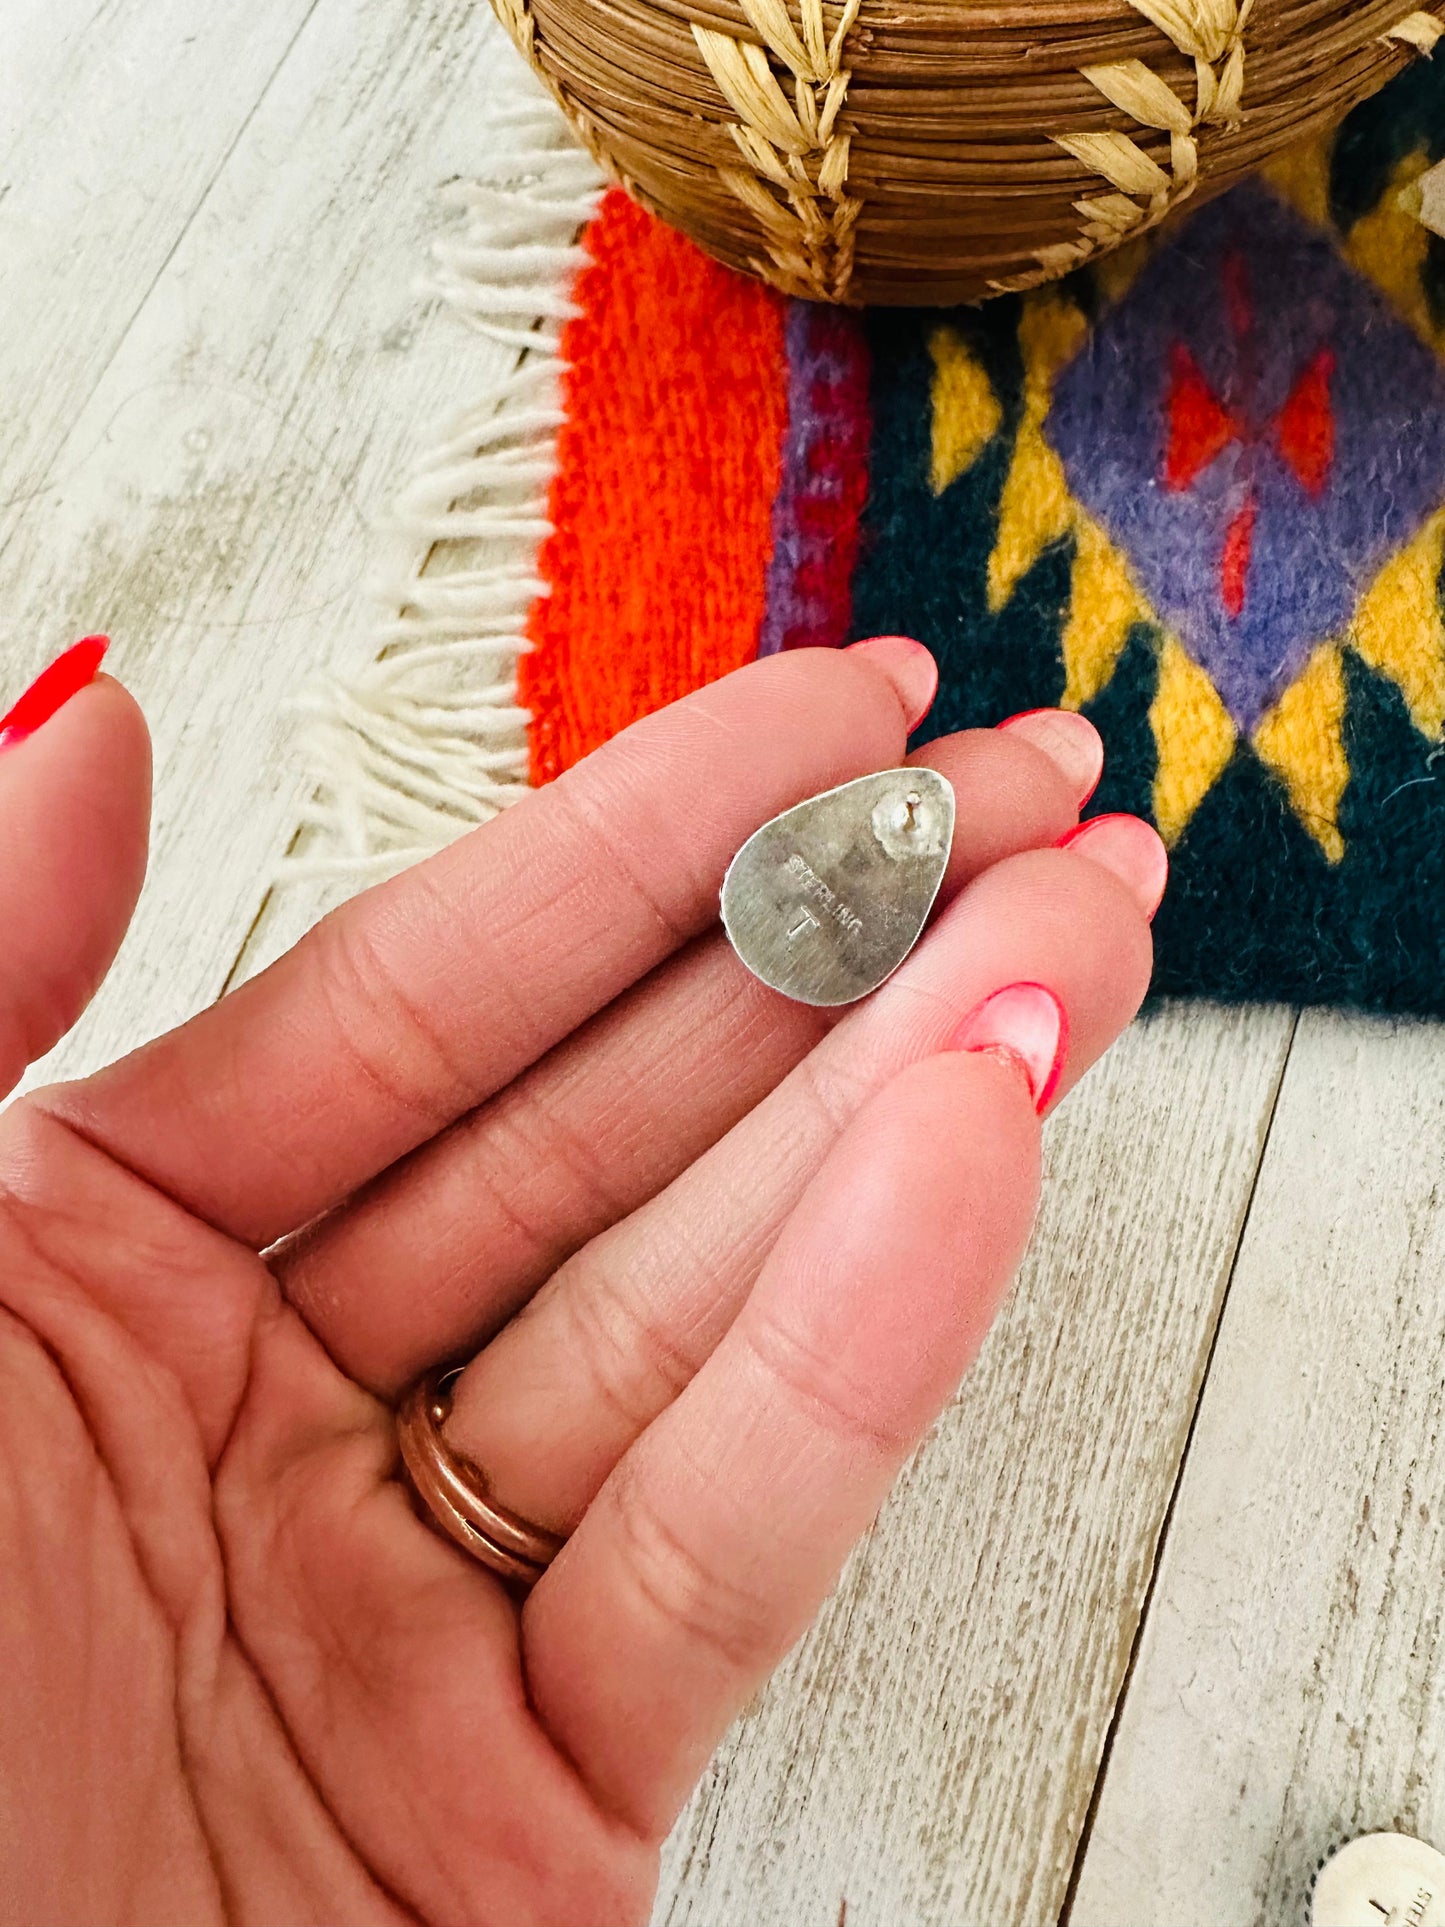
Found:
[492,0,1445,305]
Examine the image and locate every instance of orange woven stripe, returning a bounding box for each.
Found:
[522,190,789,784]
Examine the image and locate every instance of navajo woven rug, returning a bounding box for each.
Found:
[297,56,1445,1014]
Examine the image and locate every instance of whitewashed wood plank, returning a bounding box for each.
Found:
[1071,1009,1445,1927]
[0,0,320,523]
[654,1003,1292,1927]
[10,0,524,1089]
[2,0,157,161]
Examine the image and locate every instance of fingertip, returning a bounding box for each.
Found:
[995,708,1104,809]
[949,981,1068,1113]
[1058,813,1169,921]
[831,1049,1044,1265]
[913,728,1081,895]
[91,672,154,793]
[843,634,938,733]
[889,841,1153,1115]
[0,662,153,1084]
[10,669,155,881]
[0,635,109,746]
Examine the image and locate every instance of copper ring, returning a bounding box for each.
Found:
[396,1369,566,1588]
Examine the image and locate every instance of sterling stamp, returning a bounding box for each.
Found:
[720,768,955,1007]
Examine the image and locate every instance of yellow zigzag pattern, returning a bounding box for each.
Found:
[1150,639,1236,846]
[985,294,1088,613]
[929,326,1001,493]
[928,297,1144,721]
[1254,644,1350,865]
[928,137,1445,863]
[1352,505,1445,737]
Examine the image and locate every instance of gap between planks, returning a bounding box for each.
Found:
[1058,1007,1301,1927]
[1070,1004,1445,1923]
[654,1002,1297,1927]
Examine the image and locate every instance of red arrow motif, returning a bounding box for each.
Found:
[1275,346,1336,498]
[1162,253,1335,620]
[1165,343,1242,493]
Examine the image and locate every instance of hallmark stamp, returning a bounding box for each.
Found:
[783,852,864,937]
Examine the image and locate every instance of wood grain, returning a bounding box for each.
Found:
[6,0,520,1089]
[0,0,321,526]
[1071,1009,1445,1927]
[654,1003,1291,1927]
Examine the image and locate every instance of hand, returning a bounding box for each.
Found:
[0,637,1161,1926]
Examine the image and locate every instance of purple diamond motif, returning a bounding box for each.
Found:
[1047,183,1445,733]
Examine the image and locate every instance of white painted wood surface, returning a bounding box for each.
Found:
[657,1005,1292,1927]
[1071,1011,1445,1926]
[5,0,520,1087]
[1,0,320,514]
[8,9,1445,1925]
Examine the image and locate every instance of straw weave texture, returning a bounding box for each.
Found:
[491,0,1444,303]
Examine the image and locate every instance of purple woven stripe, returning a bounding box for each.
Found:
[758,300,872,656]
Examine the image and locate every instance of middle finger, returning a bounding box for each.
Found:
[439,826,1160,1537]
[276,719,1096,1392]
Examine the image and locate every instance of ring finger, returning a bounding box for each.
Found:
[434,819,1163,1540]
[275,713,1101,1393]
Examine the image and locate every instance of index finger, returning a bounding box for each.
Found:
[38,642,931,1247]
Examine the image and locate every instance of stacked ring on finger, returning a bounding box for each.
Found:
[398,1369,566,1587]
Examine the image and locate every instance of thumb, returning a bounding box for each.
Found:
[0,638,152,1095]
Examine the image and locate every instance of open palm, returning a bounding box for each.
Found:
[0,640,1158,1926]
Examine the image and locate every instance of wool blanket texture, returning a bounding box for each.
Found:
[297,56,1445,1014]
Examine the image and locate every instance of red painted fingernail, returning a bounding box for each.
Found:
[845,634,938,732]
[996,707,1104,807]
[0,637,109,749]
[1058,812,1169,921]
[949,981,1068,1114]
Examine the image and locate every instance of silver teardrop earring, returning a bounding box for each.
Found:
[720,768,956,1007]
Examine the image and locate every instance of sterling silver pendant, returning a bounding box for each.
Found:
[720,768,955,1007]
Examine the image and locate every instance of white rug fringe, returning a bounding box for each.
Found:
[280,87,603,886]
